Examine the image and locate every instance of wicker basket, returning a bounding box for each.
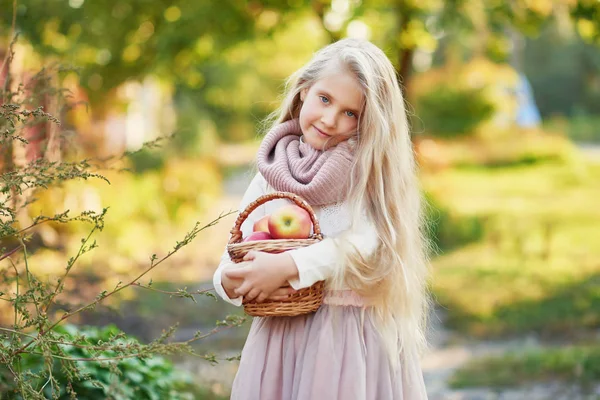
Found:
[227,192,325,317]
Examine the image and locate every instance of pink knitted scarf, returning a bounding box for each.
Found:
[256,119,354,206]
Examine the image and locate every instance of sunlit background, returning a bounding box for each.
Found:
[1,0,599,398]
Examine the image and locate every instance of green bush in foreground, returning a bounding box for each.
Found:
[416,84,495,139]
[0,324,207,399]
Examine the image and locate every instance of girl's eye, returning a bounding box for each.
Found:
[345,111,356,118]
[319,96,329,104]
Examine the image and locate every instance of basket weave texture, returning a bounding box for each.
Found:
[227,192,325,317]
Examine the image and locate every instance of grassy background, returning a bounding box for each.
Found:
[424,158,600,339]
[418,144,600,391]
[450,345,600,390]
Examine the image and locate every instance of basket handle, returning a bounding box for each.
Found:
[229,192,323,245]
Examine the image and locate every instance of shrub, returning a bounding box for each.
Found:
[416,84,495,139]
[0,324,203,400]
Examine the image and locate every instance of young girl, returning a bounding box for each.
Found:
[213,38,430,399]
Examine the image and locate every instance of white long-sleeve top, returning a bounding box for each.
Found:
[212,172,380,306]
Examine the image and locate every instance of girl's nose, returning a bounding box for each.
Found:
[321,109,337,128]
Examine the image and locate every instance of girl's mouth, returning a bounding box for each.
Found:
[313,125,331,138]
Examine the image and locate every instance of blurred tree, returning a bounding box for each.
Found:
[308,0,599,93]
[308,0,466,89]
[2,0,598,146]
[0,0,306,105]
[571,0,600,43]
[522,21,600,117]
[3,0,599,95]
[416,83,495,138]
[0,1,320,149]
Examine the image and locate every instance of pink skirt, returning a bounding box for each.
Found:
[230,291,428,400]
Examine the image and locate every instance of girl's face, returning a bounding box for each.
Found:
[299,69,364,150]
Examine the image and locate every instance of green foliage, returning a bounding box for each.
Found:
[439,272,600,338]
[416,84,495,138]
[523,22,600,118]
[0,0,322,151]
[127,147,167,174]
[426,161,600,338]
[0,39,243,399]
[545,112,600,143]
[568,112,600,143]
[450,345,600,390]
[425,193,484,253]
[0,0,297,93]
[571,1,600,43]
[0,324,203,400]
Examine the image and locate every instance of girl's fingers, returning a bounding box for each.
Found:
[267,287,297,301]
[255,292,268,303]
[234,282,251,297]
[224,267,248,280]
[270,287,297,297]
[245,288,261,302]
[243,251,257,261]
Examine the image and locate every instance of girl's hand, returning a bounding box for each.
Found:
[221,267,243,300]
[223,251,299,303]
[267,285,298,301]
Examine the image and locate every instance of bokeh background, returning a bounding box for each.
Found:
[1,0,599,398]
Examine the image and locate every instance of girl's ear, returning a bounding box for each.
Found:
[300,88,307,102]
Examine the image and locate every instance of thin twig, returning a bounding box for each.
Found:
[0,245,22,263]
[19,238,44,329]
[12,211,236,357]
[0,327,135,352]
[128,210,236,288]
[0,326,36,339]
[183,324,237,345]
[28,351,149,362]
[43,227,98,314]
[24,322,244,362]
[38,362,53,395]
[10,256,20,332]
[15,218,52,235]
[132,282,215,296]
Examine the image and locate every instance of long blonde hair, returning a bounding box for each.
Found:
[262,38,431,362]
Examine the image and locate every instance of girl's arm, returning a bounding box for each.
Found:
[222,209,379,302]
[286,213,379,290]
[212,172,267,306]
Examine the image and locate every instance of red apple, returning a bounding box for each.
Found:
[253,215,270,233]
[242,231,273,242]
[268,204,312,239]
